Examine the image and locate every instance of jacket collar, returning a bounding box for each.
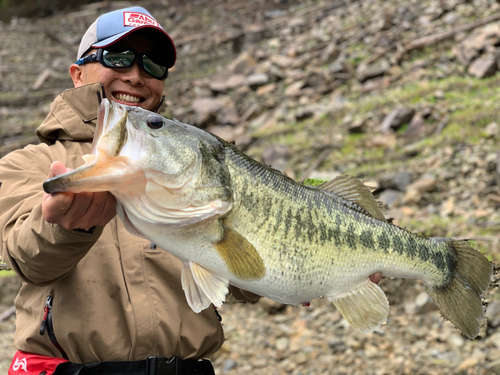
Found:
[60,82,105,123]
[37,83,104,144]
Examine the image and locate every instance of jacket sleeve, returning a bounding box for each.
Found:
[0,144,102,285]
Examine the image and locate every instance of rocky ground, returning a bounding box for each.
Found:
[1,0,500,373]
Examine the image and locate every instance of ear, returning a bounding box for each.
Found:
[69,64,84,87]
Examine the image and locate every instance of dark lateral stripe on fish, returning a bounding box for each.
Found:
[224,144,457,285]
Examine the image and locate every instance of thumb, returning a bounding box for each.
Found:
[49,161,69,178]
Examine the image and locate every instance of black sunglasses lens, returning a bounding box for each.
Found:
[142,55,167,79]
[100,48,168,79]
[102,50,136,68]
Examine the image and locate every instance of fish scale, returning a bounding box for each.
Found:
[43,99,493,339]
[223,145,455,294]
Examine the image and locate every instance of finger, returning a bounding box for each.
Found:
[82,192,117,227]
[99,193,117,225]
[44,161,73,220]
[63,192,94,223]
[369,272,382,284]
[42,192,75,223]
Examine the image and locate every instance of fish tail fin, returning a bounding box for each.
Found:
[429,240,492,339]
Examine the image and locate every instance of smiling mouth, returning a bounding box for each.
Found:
[113,92,144,104]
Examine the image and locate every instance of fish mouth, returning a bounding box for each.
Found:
[43,99,142,195]
[43,154,140,194]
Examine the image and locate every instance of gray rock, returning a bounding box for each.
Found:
[379,171,412,191]
[356,59,390,83]
[380,107,416,132]
[304,70,326,88]
[262,144,290,172]
[377,189,403,207]
[485,122,499,138]
[191,97,223,127]
[403,175,437,204]
[403,112,426,141]
[453,43,480,66]
[244,24,265,45]
[468,56,497,78]
[209,74,247,93]
[284,81,305,97]
[216,102,239,126]
[347,118,367,134]
[222,359,237,372]
[246,73,270,89]
[263,9,287,19]
[270,54,294,69]
[455,24,500,66]
[321,43,340,64]
[229,52,258,75]
[486,301,500,328]
[414,292,438,315]
[266,64,286,82]
[407,174,437,193]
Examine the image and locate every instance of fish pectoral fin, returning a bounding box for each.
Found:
[181,261,229,313]
[213,225,266,281]
[327,279,389,333]
[317,175,386,222]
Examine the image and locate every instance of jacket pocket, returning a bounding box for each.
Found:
[40,294,69,360]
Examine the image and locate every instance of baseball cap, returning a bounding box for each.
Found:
[77,6,176,69]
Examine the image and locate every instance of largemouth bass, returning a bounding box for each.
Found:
[44,99,492,339]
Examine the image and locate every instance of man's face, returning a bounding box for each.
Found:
[70,33,166,112]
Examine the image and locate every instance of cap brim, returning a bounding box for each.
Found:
[92,25,176,69]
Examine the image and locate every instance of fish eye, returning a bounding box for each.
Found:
[147,115,164,130]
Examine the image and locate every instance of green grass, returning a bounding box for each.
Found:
[303,178,327,186]
[0,270,15,278]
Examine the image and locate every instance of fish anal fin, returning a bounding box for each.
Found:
[181,261,229,313]
[213,224,266,281]
[327,279,389,333]
[317,175,386,222]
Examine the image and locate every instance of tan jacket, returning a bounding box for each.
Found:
[0,83,245,363]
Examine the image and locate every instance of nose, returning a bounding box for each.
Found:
[121,61,146,85]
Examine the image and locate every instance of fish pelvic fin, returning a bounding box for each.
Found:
[213,224,266,281]
[429,240,492,339]
[181,261,229,313]
[327,279,389,333]
[317,175,386,222]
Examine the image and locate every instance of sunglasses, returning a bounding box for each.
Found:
[76,46,169,80]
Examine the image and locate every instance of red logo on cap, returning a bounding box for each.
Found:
[123,12,159,27]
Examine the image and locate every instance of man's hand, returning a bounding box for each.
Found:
[42,161,117,231]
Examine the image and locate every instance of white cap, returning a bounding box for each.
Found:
[77,6,176,68]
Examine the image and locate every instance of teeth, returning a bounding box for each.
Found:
[115,93,141,103]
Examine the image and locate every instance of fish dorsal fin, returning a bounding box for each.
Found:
[213,225,266,281]
[327,278,390,333]
[317,174,386,222]
[181,261,229,313]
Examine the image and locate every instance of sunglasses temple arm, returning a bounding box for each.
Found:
[155,95,165,113]
[96,84,107,105]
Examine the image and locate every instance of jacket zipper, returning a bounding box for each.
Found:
[40,295,69,360]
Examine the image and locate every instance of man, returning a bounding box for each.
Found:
[0,6,256,375]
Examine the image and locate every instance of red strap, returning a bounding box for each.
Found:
[9,350,69,375]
